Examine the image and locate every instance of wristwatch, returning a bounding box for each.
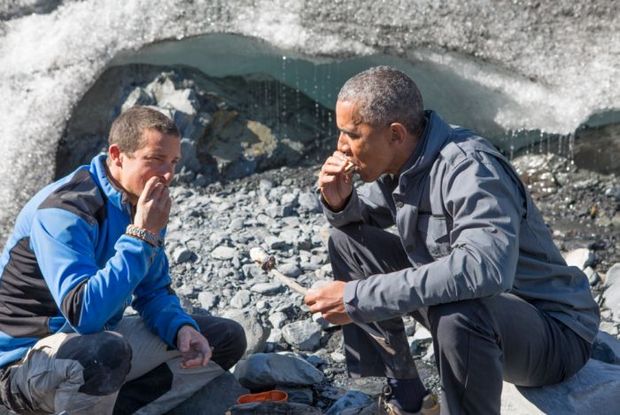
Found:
[125,224,163,247]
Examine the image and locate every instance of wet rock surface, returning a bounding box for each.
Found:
[57,67,334,184]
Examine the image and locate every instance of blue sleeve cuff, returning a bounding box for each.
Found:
[165,314,200,348]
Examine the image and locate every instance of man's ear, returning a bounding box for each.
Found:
[108,144,123,167]
[389,123,408,145]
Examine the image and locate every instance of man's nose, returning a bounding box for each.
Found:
[162,165,174,185]
[337,133,350,153]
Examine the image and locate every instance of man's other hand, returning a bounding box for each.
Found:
[176,325,212,369]
[134,176,171,234]
[304,281,353,325]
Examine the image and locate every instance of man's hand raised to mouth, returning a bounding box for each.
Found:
[133,176,171,234]
[318,151,355,211]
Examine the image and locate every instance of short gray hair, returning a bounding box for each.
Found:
[337,66,425,135]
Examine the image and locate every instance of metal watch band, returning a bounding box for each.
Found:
[125,224,162,247]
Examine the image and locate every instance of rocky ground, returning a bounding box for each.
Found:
[158,150,619,413]
[1,66,617,412]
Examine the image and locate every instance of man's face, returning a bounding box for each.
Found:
[335,100,395,182]
[114,128,181,204]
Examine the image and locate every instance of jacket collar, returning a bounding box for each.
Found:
[397,110,453,180]
[89,154,132,213]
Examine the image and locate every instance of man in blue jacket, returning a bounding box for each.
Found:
[305,67,599,414]
[0,106,246,414]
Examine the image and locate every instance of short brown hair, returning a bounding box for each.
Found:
[108,106,180,154]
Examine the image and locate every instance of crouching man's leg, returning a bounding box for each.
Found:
[329,224,429,412]
[113,315,246,415]
[0,331,131,415]
[413,294,591,415]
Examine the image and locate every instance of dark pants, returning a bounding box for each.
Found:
[329,224,591,415]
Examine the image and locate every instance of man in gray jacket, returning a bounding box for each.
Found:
[305,66,599,415]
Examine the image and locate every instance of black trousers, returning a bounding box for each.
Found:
[329,223,591,415]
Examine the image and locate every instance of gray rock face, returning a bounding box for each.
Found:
[225,401,321,415]
[500,359,620,414]
[222,310,270,357]
[606,263,620,286]
[603,266,620,322]
[324,390,374,415]
[282,320,322,351]
[167,372,248,415]
[234,353,325,390]
[591,330,620,365]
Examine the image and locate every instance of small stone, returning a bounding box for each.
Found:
[197,292,218,310]
[279,263,302,278]
[282,320,322,351]
[255,299,270,311]
[563,248,594,270]
[251,282,283,295]
[259,179,274,194]
[330,351,346,363]
[311,312,334,330]
[265,235,287,250]
[209,232,230,245]
[267,328,284,343]
[599,321,619,336]
[584,267,600,286]
[279,228,300,245]
[230,290,251,308]
[175,284,194,296]
[222,310,269,357]
[269,311,289,329]
[298,191,321,213]
[211,245,236,260]
[173,246,194,263]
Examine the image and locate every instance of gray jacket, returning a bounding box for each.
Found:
[324,111,600,343]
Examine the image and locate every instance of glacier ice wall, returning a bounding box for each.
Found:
[0,0,618,240]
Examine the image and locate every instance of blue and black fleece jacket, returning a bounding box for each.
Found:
[0,154,198,368]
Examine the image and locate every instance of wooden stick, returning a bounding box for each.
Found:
[249,247,308,295]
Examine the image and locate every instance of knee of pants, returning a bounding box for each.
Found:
[427,300,495,351]
[328,224,360,281]
[197,318,247,370]
[222,320,247,368]
[328,226,350,258]
[57,331,132,396]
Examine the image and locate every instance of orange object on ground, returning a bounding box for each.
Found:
[237,390,288,404]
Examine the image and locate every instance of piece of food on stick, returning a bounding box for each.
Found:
[344,159,357,174]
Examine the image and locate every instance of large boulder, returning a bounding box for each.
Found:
[500,331,620,414]
[233,353,324,390]
[167,372,249,415]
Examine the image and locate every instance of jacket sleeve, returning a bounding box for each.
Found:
[30,208,156,333]
[131,251,199,348]
[343,153,526,323]
[322,182,395,229]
